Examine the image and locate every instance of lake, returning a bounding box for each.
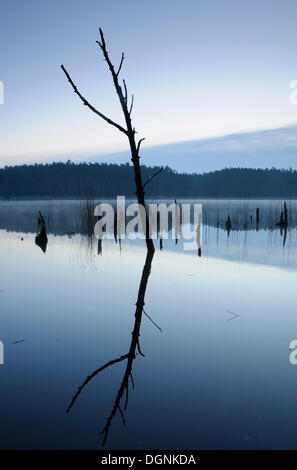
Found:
[0,199,297,449]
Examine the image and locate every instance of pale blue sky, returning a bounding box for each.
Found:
[0,0,296,167]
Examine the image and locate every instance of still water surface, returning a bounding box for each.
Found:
[0,199,297,449]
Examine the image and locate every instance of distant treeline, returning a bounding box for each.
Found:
[1,161,297,198]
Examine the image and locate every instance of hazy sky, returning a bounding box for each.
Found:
[0,0,296,167]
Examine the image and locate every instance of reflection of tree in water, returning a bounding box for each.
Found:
[66,248,155,445]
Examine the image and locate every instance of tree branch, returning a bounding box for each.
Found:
[61,64,127,135]
[143,167,163,189]
[122,79,128,104]
[136,138,145,155]
[96,28,130,120]
[117,53,125,77]
[129,94,134,115]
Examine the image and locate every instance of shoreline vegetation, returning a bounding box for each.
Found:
[1,162,297,199]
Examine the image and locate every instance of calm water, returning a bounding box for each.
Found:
[0,199,297,449]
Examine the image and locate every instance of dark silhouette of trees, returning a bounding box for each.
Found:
[1,163,297,198]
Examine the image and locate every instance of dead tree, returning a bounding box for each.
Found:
[61,28,161,252]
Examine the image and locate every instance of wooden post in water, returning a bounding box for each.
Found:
[256,207,260,231]
[226,215,232,237]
